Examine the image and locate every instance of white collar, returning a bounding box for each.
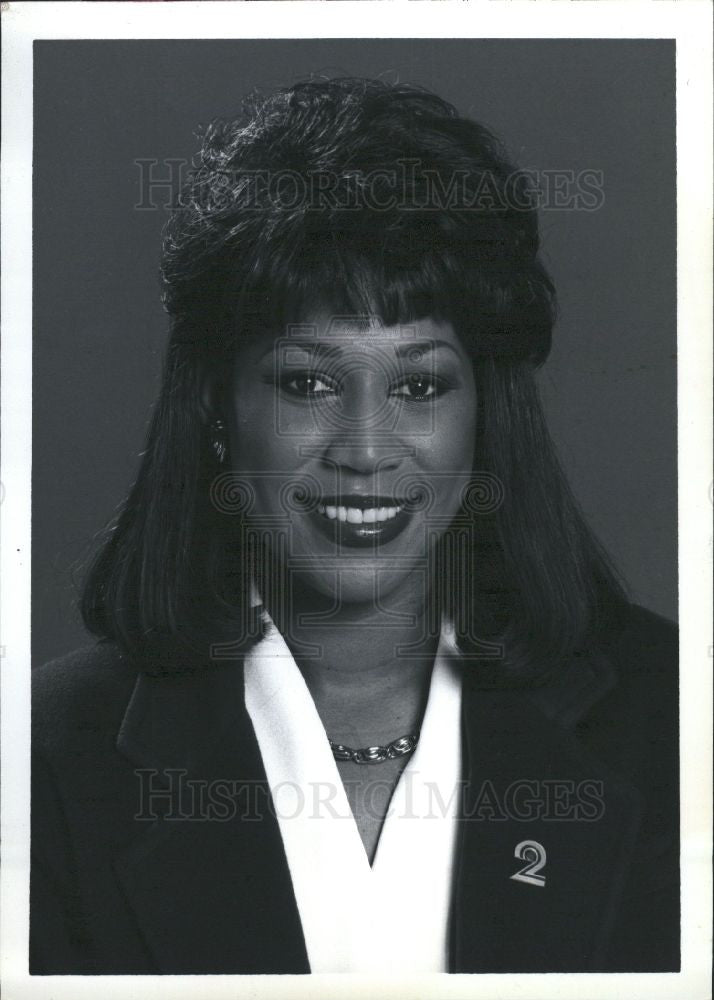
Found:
[244,606,463,973]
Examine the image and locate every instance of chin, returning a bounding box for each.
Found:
[291,563,415,608]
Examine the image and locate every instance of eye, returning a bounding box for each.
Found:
[390,373,446,402]
[280,371,338,398]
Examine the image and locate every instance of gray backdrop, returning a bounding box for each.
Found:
[32,39,677,666]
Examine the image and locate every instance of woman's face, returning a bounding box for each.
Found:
[223,312,477,606]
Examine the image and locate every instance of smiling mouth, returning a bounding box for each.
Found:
[316,501,402,524]
[300,494,413,548]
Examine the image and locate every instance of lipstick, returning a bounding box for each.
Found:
[300,493,414,548]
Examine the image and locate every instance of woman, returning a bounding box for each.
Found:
[31,77,679,975]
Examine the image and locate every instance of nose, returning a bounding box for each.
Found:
[318,369,406,478]
[321,437,405,478]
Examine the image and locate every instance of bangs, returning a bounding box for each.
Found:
[220,209,519,352]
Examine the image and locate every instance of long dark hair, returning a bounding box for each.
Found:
[82,77,627,680]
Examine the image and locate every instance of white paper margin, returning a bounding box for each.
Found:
[2,3,711,999]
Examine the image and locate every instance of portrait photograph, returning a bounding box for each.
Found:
[1,4,711,1000]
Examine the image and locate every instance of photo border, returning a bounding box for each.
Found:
[2,3,711,998]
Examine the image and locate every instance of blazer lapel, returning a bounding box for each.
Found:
[450,651,643,972]
[113,659,309,974]
[111,641,639,974]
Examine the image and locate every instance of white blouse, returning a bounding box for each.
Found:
[244,608,463,973]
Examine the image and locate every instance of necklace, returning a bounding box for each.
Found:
[329,732,420,765]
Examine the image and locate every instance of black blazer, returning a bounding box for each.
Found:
[31,603,679,974]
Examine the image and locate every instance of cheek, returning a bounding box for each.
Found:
[415,388,476,518]
[227,389,295,470]
[226,389,312,524]
[418,393,477,471]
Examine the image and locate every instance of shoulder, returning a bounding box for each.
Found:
[33,640,138,754]
[576,603,678,800]
[595,602,678,710]
[601,602,677,662]
[530,602,678,730]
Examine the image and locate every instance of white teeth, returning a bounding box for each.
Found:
[319,504,402,523]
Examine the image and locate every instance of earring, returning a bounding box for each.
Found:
[210,419,227,464]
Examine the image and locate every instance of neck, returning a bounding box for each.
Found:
[260,572,441,744]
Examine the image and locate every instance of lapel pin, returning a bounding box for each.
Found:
[510,839,546,887]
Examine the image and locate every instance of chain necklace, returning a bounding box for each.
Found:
[329,732,420,765]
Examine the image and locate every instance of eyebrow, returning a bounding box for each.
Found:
[262,338,461,360]
[393,339,460,359]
